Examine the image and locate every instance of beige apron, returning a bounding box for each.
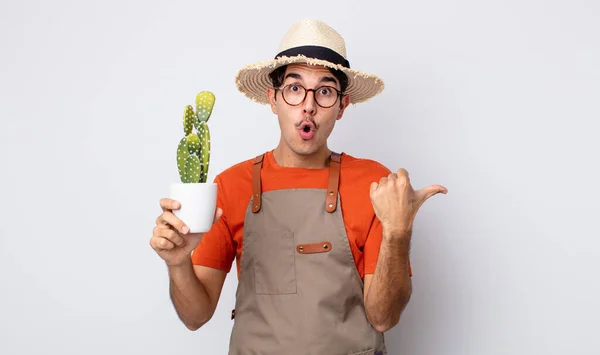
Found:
[228,152,386,355]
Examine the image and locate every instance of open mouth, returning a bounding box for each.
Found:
[298,121,315,140]
[299,121,315,132]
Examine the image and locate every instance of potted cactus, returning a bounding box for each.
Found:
[169,91,218,233]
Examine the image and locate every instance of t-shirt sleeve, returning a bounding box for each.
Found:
[363,216,413,277]
[190,176,236,272]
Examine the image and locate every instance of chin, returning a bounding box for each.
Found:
[291,142,322,156]
[282,132,325,156]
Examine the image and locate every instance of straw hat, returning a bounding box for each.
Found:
[235,19,385,105]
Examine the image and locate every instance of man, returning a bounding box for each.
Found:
[150,19,447,354]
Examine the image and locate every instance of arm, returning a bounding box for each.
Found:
[364,227,412,333]
[365,168,447,332]
[151,195,231,331]
[168,263,227,331]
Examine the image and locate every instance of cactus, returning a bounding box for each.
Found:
[177,91,215,183]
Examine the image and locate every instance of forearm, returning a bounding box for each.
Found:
[168,260,214,330]
[365,227,412,332]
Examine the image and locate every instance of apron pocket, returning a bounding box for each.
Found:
[254,230,297,294]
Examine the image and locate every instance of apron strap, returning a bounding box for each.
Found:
[251,154,264,213]
[252,152,341,213]
[326,152,341,213]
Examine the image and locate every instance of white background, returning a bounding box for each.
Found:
[1,0,599,354]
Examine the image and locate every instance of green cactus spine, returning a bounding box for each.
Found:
[177,91,215,183]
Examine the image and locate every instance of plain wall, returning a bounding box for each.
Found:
[1,0,599,354]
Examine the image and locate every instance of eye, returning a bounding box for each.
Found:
[289,84,301,92]
[318,87,333,95]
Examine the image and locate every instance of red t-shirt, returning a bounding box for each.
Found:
[191,150,412,279]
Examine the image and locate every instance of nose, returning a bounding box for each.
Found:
[302,90,317,116]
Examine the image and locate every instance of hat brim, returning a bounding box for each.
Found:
[234,55,385,105]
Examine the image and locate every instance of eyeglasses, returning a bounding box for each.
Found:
[275,84,343,108]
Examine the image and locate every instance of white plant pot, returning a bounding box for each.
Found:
[169,182,218,233]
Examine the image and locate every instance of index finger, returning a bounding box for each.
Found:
[160,198,181,211]
[156,210,188,234]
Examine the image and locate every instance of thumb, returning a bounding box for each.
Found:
[417,185,448,204]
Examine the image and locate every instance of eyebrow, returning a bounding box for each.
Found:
[284,72,339,86]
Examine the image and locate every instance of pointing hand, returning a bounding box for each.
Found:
[370,168,447,238]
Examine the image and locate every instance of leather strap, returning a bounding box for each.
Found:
[296,242,333,254]
[252,154,264,213]
[326,152,341,213]
[252,152,341,213]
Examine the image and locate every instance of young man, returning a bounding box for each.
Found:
[150,19,447,354]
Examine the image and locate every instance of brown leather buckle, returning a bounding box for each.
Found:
[326,153,341,213]
[296,242,332,254]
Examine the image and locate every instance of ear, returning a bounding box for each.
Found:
[267,88,278,114]
[336,94,351,120]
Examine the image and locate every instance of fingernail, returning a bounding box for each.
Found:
[182,226,189,234]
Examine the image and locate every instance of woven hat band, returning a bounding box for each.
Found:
[275,45,350,69]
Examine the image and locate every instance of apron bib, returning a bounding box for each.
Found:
[228,152,386,355]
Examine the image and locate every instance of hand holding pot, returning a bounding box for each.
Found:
[150,198,223,267]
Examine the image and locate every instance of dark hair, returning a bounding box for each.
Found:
[268,65,349,107]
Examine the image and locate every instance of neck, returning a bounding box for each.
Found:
[272,142,332,169]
